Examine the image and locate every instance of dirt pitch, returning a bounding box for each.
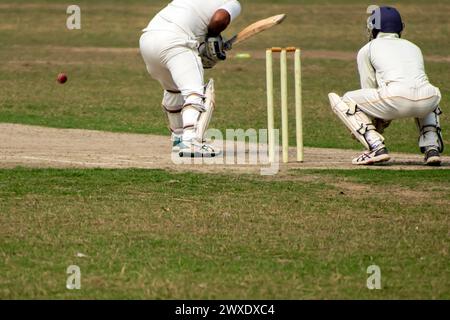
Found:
[1,123,448,173]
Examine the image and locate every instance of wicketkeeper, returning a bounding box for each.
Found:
[328,6,444,166]
[139,0,242,157]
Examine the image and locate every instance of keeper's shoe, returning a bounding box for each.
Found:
[424,147,441,166]
[352,145,390,165]
[178,140,221,158]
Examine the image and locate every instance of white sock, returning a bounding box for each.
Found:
[365,130,384,150]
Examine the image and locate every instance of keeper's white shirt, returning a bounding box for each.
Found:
[144,0,241,38]
[343,32,441,121]
[357,33,430,89]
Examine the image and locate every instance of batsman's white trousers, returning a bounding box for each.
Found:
[343,82,441,120]
[139,30,204,97]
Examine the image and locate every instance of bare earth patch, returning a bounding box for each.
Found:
[1,124,448,174]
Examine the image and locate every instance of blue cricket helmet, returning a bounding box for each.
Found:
[368,6,404,34]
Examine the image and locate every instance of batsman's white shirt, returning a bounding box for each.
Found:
[344,33,441,120]
[144,0,241,39]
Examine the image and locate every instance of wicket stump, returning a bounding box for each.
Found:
[266,47,303,163]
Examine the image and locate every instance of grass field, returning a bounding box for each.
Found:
[1,168,449,299]
[0,0,449,300]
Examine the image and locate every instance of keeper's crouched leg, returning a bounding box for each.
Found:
[416,107,444,166]
[328,93,390,165]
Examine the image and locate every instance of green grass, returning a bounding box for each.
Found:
[0,0,449,153]
[0,168,449,299]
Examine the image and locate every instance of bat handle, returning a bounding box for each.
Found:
[224,35,237,51]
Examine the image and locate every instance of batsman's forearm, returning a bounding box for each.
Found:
[208,9,231,36]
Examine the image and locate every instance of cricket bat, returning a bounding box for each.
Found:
[224,14,287,50]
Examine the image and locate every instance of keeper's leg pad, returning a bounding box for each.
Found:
[196,79,215,142]
[162,90,184,136]
[416,106,444,153]
[328,93,384,150]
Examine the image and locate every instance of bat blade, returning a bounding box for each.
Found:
[225,14,287,50]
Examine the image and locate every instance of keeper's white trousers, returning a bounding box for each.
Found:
[343,82,442,151]
[343,82,441,120]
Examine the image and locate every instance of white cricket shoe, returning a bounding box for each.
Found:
[178,140,221,158]
[352,146,390,165]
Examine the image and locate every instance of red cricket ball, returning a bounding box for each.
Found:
[57,73,68,84]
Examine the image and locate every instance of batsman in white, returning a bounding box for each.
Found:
[328,6,444,166]
[139,0,242,158]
